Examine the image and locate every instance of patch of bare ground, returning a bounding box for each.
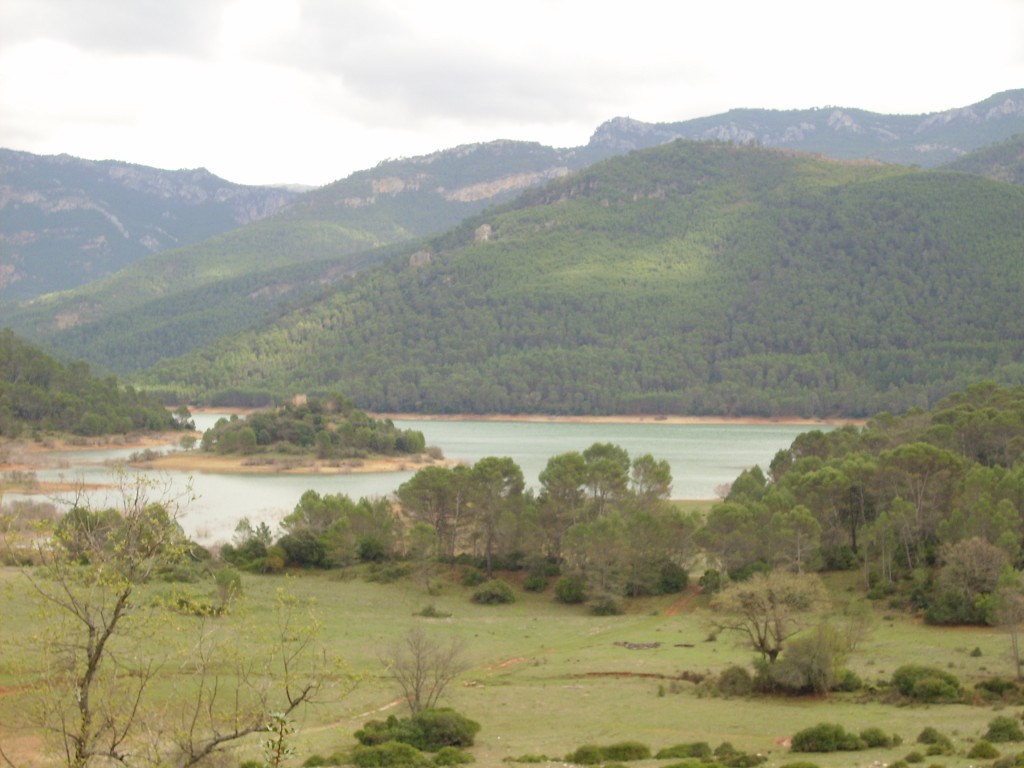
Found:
[663,584,703,616]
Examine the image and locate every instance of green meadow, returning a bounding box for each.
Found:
[2,565,1019,767]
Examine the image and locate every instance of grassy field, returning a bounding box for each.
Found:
[1,565,1021,767]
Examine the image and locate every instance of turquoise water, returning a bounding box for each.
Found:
[17,417,826,544]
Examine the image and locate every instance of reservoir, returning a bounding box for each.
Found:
[19,417,828,544]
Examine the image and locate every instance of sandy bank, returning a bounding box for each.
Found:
[133,451,455,476]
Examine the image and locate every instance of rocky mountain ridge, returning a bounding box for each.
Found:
[584,89,1024,166]
[0,149,298,300]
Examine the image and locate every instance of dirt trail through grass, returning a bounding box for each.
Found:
[663,585,702,616]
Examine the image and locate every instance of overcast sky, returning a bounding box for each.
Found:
[2,0,1023,187]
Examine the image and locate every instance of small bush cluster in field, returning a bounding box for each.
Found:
[986,715,1024,743]
[790,723,900,753]
[470,579,515,604]
[890,664,962,702]
[977,677,1024,704]
[563,740,765,767]
[916,726,953,756]
[350,709,479,767]
[565,740,650,764]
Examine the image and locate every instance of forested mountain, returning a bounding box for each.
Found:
[137,140,1024,418]
[0,141,585,371]
[0,329,186,437]
[0,149,298,301]
[583,89,1024,168]
[4,91,1021,374]
[942,133,1024,185]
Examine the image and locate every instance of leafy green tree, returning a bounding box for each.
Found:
[468,457,525,578]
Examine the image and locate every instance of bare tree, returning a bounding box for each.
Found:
[711,570,828,663]
[0,472,345,768]
[996,571,1024,681]
[384,626,468,714]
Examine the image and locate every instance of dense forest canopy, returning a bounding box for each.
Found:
[140,141,1024,417]
[0,329,187,437]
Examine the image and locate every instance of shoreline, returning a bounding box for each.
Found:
[374,412,859,427]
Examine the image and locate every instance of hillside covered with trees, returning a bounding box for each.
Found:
[0,329,187,437]
[140,140,1024,418]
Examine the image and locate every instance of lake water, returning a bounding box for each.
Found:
[15,416,826,544]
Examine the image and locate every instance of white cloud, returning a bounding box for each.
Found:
[1,0,1022,186]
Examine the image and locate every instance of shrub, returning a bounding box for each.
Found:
[461,568,486,587]
[356,709,480,752]
[977,677,1021,700]
[351,742,429,767]
[657,743,713,759]
[891,665,961,701]
[433,747,475,765]
[554,575,587,604]
[565,742,650,764]
[522,573,548,592]
[588,594,622,615]
[601,741,651,761]
[968,740,1001,759]
[565,745,604,765]
[860,728,894,748]
[717,666,753,697]
[411,709,481,751]
[790,723,865,753]
[470,579,515,604]
[778,763,822,768]
[903,752,925,764]
[659,561,689,593]
[832,668,863,692]
[699,569,724,594]
[987,715,1024,743]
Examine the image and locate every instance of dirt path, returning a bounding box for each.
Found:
[663,585,702,616]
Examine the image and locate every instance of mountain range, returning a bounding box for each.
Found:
[2,90,1024,418]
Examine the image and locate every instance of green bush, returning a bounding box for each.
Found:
[522,573,548,592]
[565,745,604,765]
[778,763,822,768]
[351,742,429,767]
[656,742,713,759]
[717,665,753,696]
[554,575,587,604]
[588,594,622,615]
[356,709,480,752]
[832,668,863,692]
[987,715,1024,743]
[659,561,689,593]
[410,709,481,751]
[977,677,1021,701]
[470,579,515,604]
[461,568,486,587]
[790,723,865,753]
[993,752,1024,768]
[859,728,894,748]
[891,665,961,701]
[433,747,475,766]
[565,741,650,764]
[601,741,651,761]
[903,752,924,764]
[968,740,1001,759]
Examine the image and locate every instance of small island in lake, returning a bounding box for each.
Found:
[135,395,453,475]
